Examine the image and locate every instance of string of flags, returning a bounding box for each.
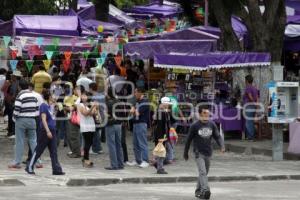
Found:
[0,35,125,74]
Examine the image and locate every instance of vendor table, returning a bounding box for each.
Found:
[177,105,244,134]
[213,106,244,132]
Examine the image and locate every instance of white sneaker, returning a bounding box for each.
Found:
[126,161,138,166]
[89,150,98,155]
[8,135,15,139]
[139,161,149,168]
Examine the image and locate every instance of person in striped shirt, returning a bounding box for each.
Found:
[8,80,39,169]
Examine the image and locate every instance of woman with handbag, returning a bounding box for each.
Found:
[77,90,97,168]
[64,83,81,158]
[152,97,173,174]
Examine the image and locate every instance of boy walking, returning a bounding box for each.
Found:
[184,105,225,199]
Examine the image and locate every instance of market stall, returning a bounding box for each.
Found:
[153,52,271,135]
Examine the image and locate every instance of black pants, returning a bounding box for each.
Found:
[66,121,81,156]
[6,103,14,136]
[27,129,62,173]
[82,132,94,160]
[121,124,128,162]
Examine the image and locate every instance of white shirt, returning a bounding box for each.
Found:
[0,75,6,99]
[78,103,95,133]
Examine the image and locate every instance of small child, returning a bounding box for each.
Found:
[184,105,225,199]
[152,97,173,174]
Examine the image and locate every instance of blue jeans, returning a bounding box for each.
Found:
[166,141,174,161]
[106,124,123,169]
[245,105,256,140]
[133,123,149,164]
[14,118,37,165]
[56,120,67,146]
[92,128,102,153]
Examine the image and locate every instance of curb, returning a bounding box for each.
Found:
[225,144,300,160]
[0,179,25,187]
[66,174,300,186]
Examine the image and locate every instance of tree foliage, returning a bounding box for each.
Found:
[0,0,80,20]
[113,0,149,9]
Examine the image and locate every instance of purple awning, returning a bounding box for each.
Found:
[124,2,182,18]
[124,39,217,59]
[154,52,271,71]
[159,28,219,40]
[14,15,81,36]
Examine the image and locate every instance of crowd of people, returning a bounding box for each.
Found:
[0,53,228,199]
[1,54,180,175]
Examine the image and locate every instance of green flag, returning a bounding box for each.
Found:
[26,60,34,72]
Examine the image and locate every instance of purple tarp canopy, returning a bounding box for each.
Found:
[286,0,300,16]
[80,19,121,33]
[159,27,219,40]
[192,16,247,41]
[77,4,135,27]
[124,39,217,59]
[109,4,136,26]
[13,15,81,36]
[154,52,271,71]
[124,2,182,18]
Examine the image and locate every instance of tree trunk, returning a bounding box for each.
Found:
[210,0,241,51]
[94,0,110,21]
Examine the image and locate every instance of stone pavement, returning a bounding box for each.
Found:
[1,130,300,187]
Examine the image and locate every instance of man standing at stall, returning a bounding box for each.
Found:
[243,75,259,141]
[184,105,225,199]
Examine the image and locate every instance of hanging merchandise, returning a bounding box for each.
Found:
[80,58,87,70]
[97,25,104,33]
[64,51,72,60]
[88,37,95,46]
[20,36,28,48]
[70,37,77,47]
[63,59,71,72]
[26,60,34,73]
[101,43,119,55]
[43,60,51,71]
[3,36,11,48]
[9,60,18,72]
[96,57,104,68]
